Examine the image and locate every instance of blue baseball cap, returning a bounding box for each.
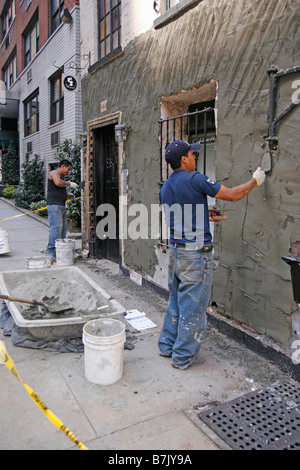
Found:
[165,140,201,163]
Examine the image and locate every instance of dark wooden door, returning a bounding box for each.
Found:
[93,125,119,263]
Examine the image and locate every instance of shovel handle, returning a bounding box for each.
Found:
[0,294,43,306]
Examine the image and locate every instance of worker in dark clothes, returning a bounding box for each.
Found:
[158,140,266,370]
[46,160,78,262]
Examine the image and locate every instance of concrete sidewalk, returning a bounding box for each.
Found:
[0,197,294,451]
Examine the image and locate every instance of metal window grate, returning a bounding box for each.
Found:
[158,107,215,185]
[158,107,215,247]
[198,382,300,450]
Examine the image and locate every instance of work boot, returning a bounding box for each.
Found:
[159,351,172,357]
[46,250,56,263]
[171,352,205,370]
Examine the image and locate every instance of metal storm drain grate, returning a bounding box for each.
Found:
[198,382,300,450]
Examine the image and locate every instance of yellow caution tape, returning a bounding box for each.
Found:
[0,341,88,450]
[0,198,81,223]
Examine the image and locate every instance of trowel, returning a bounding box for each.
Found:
[261,151,272,173]
[0,294,74,314]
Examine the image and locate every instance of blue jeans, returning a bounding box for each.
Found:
[158,246,214,369]
[46,205,68,259]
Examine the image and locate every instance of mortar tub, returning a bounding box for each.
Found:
[0,266,126,341]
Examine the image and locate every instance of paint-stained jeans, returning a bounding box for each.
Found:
[46,205,68,259]
[158,246,214,369]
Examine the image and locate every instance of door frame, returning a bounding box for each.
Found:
[85,112,125,265]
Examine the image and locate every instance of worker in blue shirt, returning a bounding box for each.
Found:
[158,140,266,370]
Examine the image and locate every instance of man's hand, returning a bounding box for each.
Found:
[209,210,227,222]
[253,167,266,186]
[69,182,79,188]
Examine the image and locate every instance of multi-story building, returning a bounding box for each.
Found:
[80,0,300,355]
[0,0,82,185]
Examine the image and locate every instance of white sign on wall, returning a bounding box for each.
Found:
[63,75,77,91]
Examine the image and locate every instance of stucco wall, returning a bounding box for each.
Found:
[82,0,300,348]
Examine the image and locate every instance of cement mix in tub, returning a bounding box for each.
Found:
[0,267,125,326]
[11,276,110,320]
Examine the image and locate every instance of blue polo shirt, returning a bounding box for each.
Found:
[159,170,221,245]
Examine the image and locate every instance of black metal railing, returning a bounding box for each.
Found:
[158,107,215,184]
[157,107,215,246]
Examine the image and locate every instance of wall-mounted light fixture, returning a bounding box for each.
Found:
[61,8,73,24]
[115,124,131,143]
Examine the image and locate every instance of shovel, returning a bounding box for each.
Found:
[0,294,74,314]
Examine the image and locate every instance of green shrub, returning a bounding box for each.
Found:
[2,186,18,199]
[30,200,48,217]
[66,199,81,228]
[1,145,19,185]
[15,155,44,209]
[56,139,81,227]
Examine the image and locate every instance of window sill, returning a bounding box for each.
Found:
[24,131,39,139]
[154,0,201,29]
[88,46,123,74]
[49,121,64,129]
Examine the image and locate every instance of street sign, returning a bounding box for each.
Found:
[63,75,77,91]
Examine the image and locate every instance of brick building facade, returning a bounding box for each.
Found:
[0,0,82,186]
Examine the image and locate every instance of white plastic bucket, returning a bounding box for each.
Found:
[0,228,10,255]
[82,318,126,385]
[26,256,51,269]
[55,239,75,266]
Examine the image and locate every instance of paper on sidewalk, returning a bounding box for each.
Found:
[125,309,157,331]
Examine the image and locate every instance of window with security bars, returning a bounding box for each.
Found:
[158,104,216,246]
[98,0,121,60]
[159,104,215,185]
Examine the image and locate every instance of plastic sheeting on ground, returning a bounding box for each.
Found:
[0,303,84,353]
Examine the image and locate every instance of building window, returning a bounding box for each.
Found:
[165,0,182,10]
[98,0,121,60]
[20,0,33,11]
[187,100,216,138]
[50,71,64,125]
[154,0,199,28]
[23,13,39,68]
[1,0,15,41]
[24,90,39,136]
[51,0,64,34]
[2,51,17,89]
[158,105,216,247]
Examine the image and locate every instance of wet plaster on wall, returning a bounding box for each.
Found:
[213,70,300,348]
[82,0,300,348]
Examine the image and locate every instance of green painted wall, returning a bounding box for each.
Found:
[82,0,300,348]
